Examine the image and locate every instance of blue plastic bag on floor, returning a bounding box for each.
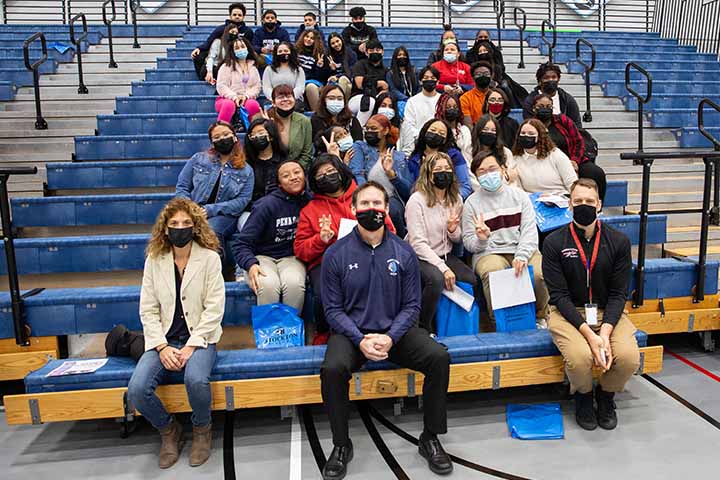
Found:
[506,403,564,440]
[252,303,304,349]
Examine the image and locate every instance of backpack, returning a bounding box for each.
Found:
[579,128,598,163]
[105,324,145,361]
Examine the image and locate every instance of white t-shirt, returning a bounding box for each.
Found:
[398,92,441,155]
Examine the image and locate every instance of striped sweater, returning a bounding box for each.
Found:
[461,184,538,269]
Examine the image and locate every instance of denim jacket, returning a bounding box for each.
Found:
[175,151,254,218]
[349,140,412,202]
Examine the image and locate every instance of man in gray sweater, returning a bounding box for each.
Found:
[462,151,549,324]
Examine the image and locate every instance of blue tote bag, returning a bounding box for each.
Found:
[251,303,305,349]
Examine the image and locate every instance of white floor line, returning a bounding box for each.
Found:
[289,406,302,480]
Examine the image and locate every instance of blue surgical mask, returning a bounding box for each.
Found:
[337,136,353,152]
[235,48,248,60]
[378,107,395,121]
[478,171,502,192]
[325,99,344,115]
[443,53,457,63]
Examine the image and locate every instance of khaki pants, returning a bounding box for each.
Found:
[255,255,307,312]
[474,251,549,320]
[548,306,640,394]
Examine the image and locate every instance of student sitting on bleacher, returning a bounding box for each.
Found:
[386,46,421,111]
[296,30,332,112]
[431,42,473,97]
[128,197,225,469]
[262,42,306,108]
[349,114,410,237]
[315,126,356,166]
[268,84,313,169]
[408,118,472,199]
[427,24,460,65]
[465,30,504,73]
[460,61,494,127]
[462,151,548,326]
[191,2,253,81]
[435,93,472,170]
[482,87,519,147]
[244,117,287,204]
[176,121,254,254]
[326,33,357,99]
[406,152,475,333]
[253,9,291,56]
[523,62,583,128]
[320,181,453,479]
[341,6,378,60]
[231,160,310,312]
[398,66,441,155]
[348,39,389,126]
[295,11,325,44]
[542,178,639,431]
[470,114,517,190]
[294,154,395,345]
[202,24,238,86]
[511,118,577,194]
[311,84,363,144]
[215,36,262,127]
[372,91,401,128]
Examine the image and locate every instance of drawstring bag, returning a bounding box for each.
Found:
[252,303,305,349]
[105,324,145,361]
[506,403,564,440]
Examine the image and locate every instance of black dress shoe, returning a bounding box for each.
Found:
[418,433,453,475]
[575,390,598,431]
[322,441,353,480]
[596,386,618,430]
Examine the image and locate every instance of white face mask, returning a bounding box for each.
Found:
[378,107,395,121]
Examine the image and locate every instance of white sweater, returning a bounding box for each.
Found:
[513,147,578,194]
[398,92,440,155]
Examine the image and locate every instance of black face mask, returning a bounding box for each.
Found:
[250,135,270,150]
[264,22,276,30]
[167,227,194,248]
[364,131,381,146]
[422,79,437,92]
[474,75,491,89]
[276,53,290,63]
[478,132,497,146]
[541,80,559,95]
[355,208,386,231]
[424,132,445,149]
[276,106,294,118]
[518,135,537,149]
[316,172,342,194]
[352,21,366,30]
[573,204,597,227]
[444,108,461,122]
[368,52,383,64]
[477,53,492,62]
[432,171,453,190]
[535,107,553,122]
[213,137,236,155]
[228,33,238,42]
[396,57,409,67]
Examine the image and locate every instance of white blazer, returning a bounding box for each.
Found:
[139,241,225,351]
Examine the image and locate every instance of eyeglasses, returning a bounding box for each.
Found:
[476,166,500,176]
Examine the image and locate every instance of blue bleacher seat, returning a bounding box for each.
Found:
[630,258,720,299]
[97,113,217,135]
[604,181,627,208]
[47,161,184,190]
[672,127,720,148]
[131,80,215,96]
[0,80,16,101]
[74,134,210,161]
[115,95,215,114]
[647,108,720,129]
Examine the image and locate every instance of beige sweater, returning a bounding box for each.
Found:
[513,147,578,194]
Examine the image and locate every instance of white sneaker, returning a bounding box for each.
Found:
[536,318,548,330]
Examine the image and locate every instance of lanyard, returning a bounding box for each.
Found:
[569,221,602,303]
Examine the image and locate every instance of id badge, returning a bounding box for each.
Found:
[585,303,598,326]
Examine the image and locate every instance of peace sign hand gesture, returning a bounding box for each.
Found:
[319,214,335,244]
[447,210,461,234]
[381,147,396,179]
[321,131,340,158]
[474,213,491,240]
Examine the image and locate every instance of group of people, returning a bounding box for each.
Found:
[127,5,638,479]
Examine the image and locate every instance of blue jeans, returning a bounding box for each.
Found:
[127,341,217,430]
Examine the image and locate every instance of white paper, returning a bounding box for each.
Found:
[338,218,358,239]
[442,285,475,313]
[47,358,108,377]
[537,193,569,209]
[489,267,536,310]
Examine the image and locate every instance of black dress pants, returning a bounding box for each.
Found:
[320,327,450,447]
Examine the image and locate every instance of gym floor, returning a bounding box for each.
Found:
[1,334,719,480]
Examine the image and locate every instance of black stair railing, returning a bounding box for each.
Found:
[23,32,48,130]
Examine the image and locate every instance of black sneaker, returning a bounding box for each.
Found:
[575,391,598,431]
[322,441,353,480]
[418,432,453,475]
[596,386,618,430]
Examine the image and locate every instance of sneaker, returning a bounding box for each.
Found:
[575,391,598,431]
[322,441,353,480]
[418,432,453,475]
[596,386,618,430]
[536,318,548,329]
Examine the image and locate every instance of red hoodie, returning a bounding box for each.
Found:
[293,181,396,271]
[431,59,473,91]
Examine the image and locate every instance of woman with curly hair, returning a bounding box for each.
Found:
[128,197,225,470]
[511,118,577,194]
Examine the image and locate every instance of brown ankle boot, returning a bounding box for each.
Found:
[158,417,184,469]
[189,423,213,467]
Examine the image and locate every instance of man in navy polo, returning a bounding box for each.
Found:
[319,181,453,480]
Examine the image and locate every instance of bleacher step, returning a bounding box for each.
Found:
[2,99,117,111]
[0,128,94,138]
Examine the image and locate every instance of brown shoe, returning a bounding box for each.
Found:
[189,423,213,467]
[158,417,184,469]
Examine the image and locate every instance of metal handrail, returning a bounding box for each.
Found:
[129,0,140,49]
[698,98,720,150]
[102,0,118,68]
[540,19,556,63]
[576,38,596,123]
[69,12,89,94]
[493,0,505,50]
[23,32,48,130]
[625,62,652,152]
[513,7,526,69]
